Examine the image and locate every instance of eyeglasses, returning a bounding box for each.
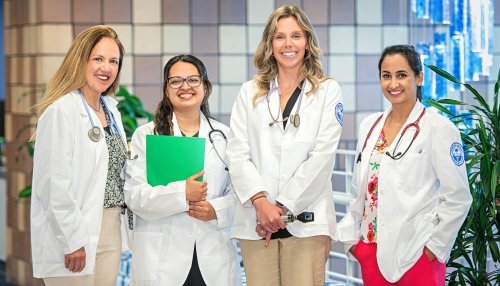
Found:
[167,75,203,89]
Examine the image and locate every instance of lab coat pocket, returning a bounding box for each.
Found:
[396,152,427,189]
[131,232,163,282]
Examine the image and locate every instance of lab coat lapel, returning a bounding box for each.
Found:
[358,109,391,186]
[386,101,425,157]
[200,113,213,161]
[72,90,107,166]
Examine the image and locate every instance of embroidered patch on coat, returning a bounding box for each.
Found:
[450,142,465,166]
[335,103,343,126]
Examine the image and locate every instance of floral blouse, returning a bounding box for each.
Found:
[102,104,134,229]
[360,129,389,243]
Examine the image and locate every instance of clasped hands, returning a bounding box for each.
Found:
[185,170,216,221]
[253,194,287,247]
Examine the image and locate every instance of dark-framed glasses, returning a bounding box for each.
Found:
[167,75,203,89]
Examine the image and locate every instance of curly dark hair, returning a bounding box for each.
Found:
[153,54,212,135]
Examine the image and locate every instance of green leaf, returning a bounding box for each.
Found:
[437,98,465,105]
[18,186,32,198]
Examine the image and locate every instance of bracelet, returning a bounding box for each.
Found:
[251,194,266,204]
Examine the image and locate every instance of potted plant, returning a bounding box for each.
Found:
[115,86,154,140]
[425,64,499,286]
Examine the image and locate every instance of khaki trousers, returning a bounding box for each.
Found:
[239,235,330,286]
[44,207,122,286]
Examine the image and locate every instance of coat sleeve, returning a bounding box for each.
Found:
[337,114,380,254]
[426,122,472,263]
[337,140,364,253]
[207,177,238,229]
[227,83,269,205]
[32,106,89,254]
[124,126,189,221]
[275,80,343,214]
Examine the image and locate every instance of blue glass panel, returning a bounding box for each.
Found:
[417,42,433,105]
[433,33,448,100]
[451,0,466,34]
[450,34,465,91]
[416,0,430,19]
[430,0,450,24]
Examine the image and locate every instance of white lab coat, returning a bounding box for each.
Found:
[337,101,472,282]
[31,90,129,278]
[124,114,240,286]
[227,78,343,240]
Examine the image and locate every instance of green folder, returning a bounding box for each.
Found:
[146,134,206,186]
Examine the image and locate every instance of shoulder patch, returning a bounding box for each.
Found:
[450,142,465,166]
[335,103,343,126]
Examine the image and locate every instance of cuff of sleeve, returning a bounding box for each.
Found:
[425,241,448,264]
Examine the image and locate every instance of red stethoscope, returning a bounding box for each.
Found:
[356,108,426,163]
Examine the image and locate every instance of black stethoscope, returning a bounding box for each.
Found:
[78,89,138,160]
[266,76,305,128]
[356,108,426,163]
[204,113,229,171]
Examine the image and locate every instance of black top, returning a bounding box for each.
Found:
[281,80,304,129]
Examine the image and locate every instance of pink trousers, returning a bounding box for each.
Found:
[353,241,446,286]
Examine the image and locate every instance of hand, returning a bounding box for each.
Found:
[424,246,436,261]
[185,170,207,202]
[255,223,273,247]
[253,198,286,247]
[349,244,357,255]
[64,247,86,272]
[188,201,217,221]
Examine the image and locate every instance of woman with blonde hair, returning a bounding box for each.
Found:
[31,25,131,286]
[227,5,343,286]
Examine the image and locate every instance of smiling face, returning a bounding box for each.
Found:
[271,16,309,74]
[380,54,423,109]
[166,61,205,113]
[81,37,120,97]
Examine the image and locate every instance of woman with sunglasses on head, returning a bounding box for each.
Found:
[337,45,472,286]
[124,54,240,286]
[31,25,131,286]
[226,6,343,286]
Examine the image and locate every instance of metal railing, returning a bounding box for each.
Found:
[326,149,363,285]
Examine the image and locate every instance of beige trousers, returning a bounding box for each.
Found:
[44,207,122,286]
[239,235,331,286]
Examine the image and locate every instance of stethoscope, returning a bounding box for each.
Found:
[203,112,229,171]
[266,76,305,128]
[78,89,138,160]
[356,108,426,163]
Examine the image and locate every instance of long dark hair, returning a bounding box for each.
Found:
[153,54,212,135]
[378,45,423,101]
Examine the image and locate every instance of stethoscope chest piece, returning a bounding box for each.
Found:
[88,126,101,142]
[290,114,300,128]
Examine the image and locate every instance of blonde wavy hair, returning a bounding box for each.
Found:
[37,25,125,117]
[252,5,327,104]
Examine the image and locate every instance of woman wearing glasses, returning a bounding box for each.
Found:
[337,45,472,286]
[226,6,343,286]
[124,55,240,285]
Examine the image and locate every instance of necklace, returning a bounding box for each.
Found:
[88,102,102,113]
[178,125,199,133]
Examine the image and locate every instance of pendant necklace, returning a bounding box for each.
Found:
[78,90,101,142]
